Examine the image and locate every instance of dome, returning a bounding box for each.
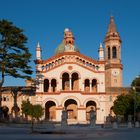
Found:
[55,41,80,54]
[55,42,65,54]
[55,28,80,54]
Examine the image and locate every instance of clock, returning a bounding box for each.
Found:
[112,70,120,76]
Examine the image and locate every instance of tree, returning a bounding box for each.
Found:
[21,100,44,132]
[131,75,140,93]
[21,99,32,119]
[0,19,32,108]
[113,75,140,120]
[113,94,133,116]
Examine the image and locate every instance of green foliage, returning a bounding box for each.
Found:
[21,100,44,120]
[30,104,44,120]
[0,19,32,87]
[113,75,140,116]
[131,75,140,93]
[21,100,32,116]
[21,100,44,132]
[113,94,133,116]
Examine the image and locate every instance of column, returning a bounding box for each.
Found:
[110,46,112,59]
[56,107,63,122]
[38,80,44,92]
[90,81,92,92]
[56,82,58,92]
[97,82,99,92]
[69,77,72,91]
[83,82,85,91]
[49,82,51,92]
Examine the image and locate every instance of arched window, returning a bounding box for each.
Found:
[44,79,49,92]
[92,79,97,92]
[72,73,79,91]
[84,79,90,92]
[51,79,57,92]
[112,46,117,58]
[108,47,110,59]
[62,73,70,90]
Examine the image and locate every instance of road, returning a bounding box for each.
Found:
[0,125,140,140]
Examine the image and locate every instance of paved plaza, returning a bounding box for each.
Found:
[0,124,140,140]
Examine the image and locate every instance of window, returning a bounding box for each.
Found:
[112,46,117,58]
[72,73,79,90]
[108,47,110,59]
[92,79,97,92]
[3,97,6,101]
[51,79,57,92]
[84,79,90,92]
[44,79,49,92]
[62,73,70,90]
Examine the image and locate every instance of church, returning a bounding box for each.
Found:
[33,16,123,124]
[2,16,128,124]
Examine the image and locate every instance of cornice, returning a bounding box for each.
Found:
[35,52,106,65]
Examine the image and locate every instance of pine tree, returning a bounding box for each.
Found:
[0,19,33,108]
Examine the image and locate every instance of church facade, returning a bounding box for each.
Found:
[33,16,123,124]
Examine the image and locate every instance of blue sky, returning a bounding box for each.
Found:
[0,0,140,87]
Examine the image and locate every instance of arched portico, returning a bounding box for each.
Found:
[2,106,9,119]
[64,99,78,120]
[86,101,96,121]
[45,101,56,120]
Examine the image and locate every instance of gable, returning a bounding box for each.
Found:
[36,52,105,73]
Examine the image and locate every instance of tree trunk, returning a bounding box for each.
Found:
[12,89,20,119]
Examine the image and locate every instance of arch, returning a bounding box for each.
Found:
[46,64,49,70]
[51,79,57,92]
[92,79,97,92]
[84,79,90,92]
[62,96,81,107]
[70,71,81,78]
[95,65,99,70]
[45,101,56,120]
[83,98,100,107]
[71,72,79,91]
[108,46,111,59]
[60,71,70,79]
[62,72,70,91]
[86,101,96,121]
[44,79,49,92]
[82,60,85,65]
[64,99,78,120]
[112,46,117,58]
[52,62,55,67]
[43,98,59,107]
[2,106,9,119]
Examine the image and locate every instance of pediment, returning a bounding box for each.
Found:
[35,52,105,73]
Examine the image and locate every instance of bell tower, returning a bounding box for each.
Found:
[104,16,123,88]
